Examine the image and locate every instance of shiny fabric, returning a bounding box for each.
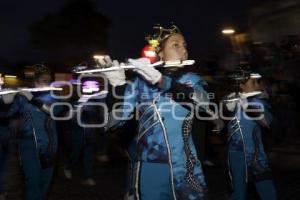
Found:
[5,92,58,200]
[119,72,208,199]
[227,95,274,183]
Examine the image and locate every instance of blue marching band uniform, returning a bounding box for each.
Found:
[0,67,278,200]
[0,114,10,199]
[0,91,58,200]
[64,94,106,184]
[225,94,277,199]
[223,70,277,200]
[0,27,278,200]
[64,100,95,180]
[105,69,214,199]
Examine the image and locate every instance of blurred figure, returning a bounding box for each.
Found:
[0,74,10,200]
[0,64,59,200]
[64,79,106,186]
[0,119,10,200]
[223,68,277,200]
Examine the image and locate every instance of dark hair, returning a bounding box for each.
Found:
[25,64,51,87]
[228,66,252,93]
[33,64,51,80]
[228,69,251,84]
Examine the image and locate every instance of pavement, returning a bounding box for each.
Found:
[2,144,300,200]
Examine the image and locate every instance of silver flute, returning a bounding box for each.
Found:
[0,87,63,95]
[73,60,195,74]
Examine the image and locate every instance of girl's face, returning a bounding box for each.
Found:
[158,33,188,62]
[240,78,260,93]
[34,73,51,88]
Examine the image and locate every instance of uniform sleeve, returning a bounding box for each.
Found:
[6,94,25,116]
[246,98,273,128]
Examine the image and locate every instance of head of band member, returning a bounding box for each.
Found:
[240,72,262,93]
[229,66,262,93]
[31,64,52,88]
[146,24,188,62]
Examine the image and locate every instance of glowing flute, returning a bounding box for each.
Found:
[0,87,63,95]
[74,60,195,74]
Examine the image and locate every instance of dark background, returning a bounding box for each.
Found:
[0,0,252,67]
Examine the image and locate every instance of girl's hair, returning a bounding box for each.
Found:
[228,67,252,92]
[228,68,251,85]
[26,64,51,87]
[33,64,50,80]
[145,24,181,53]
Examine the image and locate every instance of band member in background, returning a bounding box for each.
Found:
[223,68,277,200]
[0,74,10,200]
[0,64,59,200]
[64,78,106,187]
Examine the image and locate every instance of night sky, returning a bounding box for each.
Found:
[0,0,252,64]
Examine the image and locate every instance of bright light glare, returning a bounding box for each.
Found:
[222,29,235,35]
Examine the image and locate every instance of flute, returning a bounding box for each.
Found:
[73,60,195,74]
[222,91,262,102]
[0,87,63,95]
[77,90,109,103]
